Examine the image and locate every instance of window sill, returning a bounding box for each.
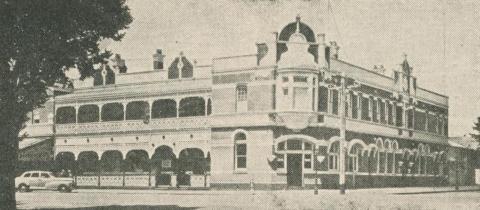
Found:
[233,169,248,174]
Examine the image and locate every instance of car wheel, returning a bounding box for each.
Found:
[18,184,30,193]
[58,185,71,193]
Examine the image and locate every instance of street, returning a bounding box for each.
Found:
[16,186,480,210]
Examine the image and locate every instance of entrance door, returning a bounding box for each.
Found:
[287,154,303,187]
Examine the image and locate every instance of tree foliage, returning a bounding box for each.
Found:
[0,0,132,209]
[471,117,480,146]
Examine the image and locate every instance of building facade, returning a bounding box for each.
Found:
[21,17,455,189]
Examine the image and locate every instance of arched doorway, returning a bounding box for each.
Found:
[151,146,176,186]
[125,150,149,173]
[77,151,99,175]
[177,148,206,186]
[55,152,76,176]
[100,150,123,173]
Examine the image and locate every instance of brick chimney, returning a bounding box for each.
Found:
[153,49,165,70]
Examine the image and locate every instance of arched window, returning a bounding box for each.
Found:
[236,85,248,112]
[56,106,76,124]
[78,105,99,123]
[101,103,124,121]
[328,140,339,170]
[126,101,149,120]
[234,132,247,170]
[179,97,205,117]
[318,86,328,112]
[152,99,177,118]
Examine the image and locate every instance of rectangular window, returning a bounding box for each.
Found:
[293,76,307,83]
[304,154,312,169]
[328,154,338,170]
[282,77,289,82]
[407,109,414,129]
[351,93,358,119]
[237,85,247,101]
[361,97,370,121]
[387,102,394,125]
[236,143,247,169]
[236,85,248,112]
[318,87,329,112]
[396,105,403,127]
[379,100,386,123]
[283,88,288,96]
[427,113,438,133]
[372,98,378,122]
[414,110,426,131]
[331,90,339,115]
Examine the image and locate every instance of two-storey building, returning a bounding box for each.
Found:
[21,17,452,189]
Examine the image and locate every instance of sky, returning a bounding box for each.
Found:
[100,0,480,137]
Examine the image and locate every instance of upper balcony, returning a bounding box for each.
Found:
[56,117,209,136]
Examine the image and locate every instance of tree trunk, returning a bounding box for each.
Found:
[0,129,19,210]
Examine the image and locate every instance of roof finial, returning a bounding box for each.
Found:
[402,52,408,61]
[295,14,301,33]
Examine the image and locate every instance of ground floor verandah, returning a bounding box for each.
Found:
[55,145,211,188]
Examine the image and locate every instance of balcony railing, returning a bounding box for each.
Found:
[56,117,209,135]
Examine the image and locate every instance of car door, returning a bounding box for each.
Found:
[39,173,50,188]
[29,173,42,189]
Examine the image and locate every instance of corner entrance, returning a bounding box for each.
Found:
[287,154,303,187]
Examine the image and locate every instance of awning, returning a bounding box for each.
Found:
[19,138,50,150]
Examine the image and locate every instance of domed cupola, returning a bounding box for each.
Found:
[277,16,317,70]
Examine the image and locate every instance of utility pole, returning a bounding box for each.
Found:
[338,72,347,194]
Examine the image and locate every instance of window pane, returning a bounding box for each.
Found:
[278,142,285,151]
[396,105,403,127]
[31,173,39,178]
[234,133,246,141]
[24,173,31,177]
[331,90,339,115]
[237,157,247,168]
[351,93,358,118]
[318,87,329,112]
[361,97,370,121]
[41,173,49,178]
[236,144,246,155]
[304,161,312,169]
[304,142,312,150]
[237,85,247,101]
[287,140,302,150]
[293,76,307,83]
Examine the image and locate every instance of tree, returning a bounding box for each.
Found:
[471,117,480,147]
[0,1,132,209]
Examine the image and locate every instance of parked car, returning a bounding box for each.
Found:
[15,171,74,192]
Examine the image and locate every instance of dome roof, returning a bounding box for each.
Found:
[277,16,317,69]
[276,16,318,64]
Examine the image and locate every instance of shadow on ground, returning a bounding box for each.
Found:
[393,189,480,195]
[19,205,198,210]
